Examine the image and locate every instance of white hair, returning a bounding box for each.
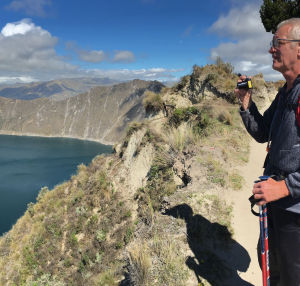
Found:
[277,18,300,39]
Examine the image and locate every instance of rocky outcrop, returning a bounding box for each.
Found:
[0,79,164,144]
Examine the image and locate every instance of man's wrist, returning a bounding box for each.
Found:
[280,180,290,197]
[240,99,252,111]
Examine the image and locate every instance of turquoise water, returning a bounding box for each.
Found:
[0,135,112,235]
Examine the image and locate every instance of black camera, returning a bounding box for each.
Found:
[237,77,253,90]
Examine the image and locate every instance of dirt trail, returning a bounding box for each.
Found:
[229,137,267,285]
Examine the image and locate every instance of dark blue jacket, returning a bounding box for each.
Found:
[240,76,300,213]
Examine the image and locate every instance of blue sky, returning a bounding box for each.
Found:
[0,0,278,84]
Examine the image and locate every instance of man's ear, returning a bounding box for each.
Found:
[298,44,300,57]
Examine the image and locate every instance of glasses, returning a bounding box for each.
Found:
[270,37,300,48]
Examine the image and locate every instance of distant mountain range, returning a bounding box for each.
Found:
[0,79,164,144]
[0,77,122,101]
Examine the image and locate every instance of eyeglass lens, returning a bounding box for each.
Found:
[270,38,278,48]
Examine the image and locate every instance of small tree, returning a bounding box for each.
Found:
[260,0,300,33]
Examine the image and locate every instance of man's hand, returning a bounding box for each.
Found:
[253,178,290,205]
[234,75,252,111]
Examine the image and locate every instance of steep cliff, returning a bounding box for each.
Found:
[0,79,164,144]
[0,64,279,286]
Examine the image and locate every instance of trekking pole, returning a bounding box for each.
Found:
[262,203,270,286]
[258,176,270,286]
[259,204,266,286]
[259,204,270,286]
[250,176,270,286]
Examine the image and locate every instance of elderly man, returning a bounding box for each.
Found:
[235,18,300,286]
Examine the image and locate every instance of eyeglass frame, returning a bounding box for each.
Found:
[270,37,300,48]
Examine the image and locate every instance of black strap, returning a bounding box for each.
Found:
[249,195,260,216]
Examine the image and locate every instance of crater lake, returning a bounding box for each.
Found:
[0,134,112,235]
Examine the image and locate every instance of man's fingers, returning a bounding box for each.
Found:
[254,194,264,200]
[253,184,263,194]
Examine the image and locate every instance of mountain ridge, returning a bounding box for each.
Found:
[0,79,164,145]
[0,77,122,101]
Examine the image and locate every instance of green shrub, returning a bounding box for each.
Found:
[169,106,200,127]
[124,227,134,244]
[143,91,163,113]
[23,246,37,270]
[96,230,107,242]
[69,232,78,246]
[27,202,35,217]
[26,274,66,286]
[229,172,244,190]
[168,106,212,135]
[136,150,176,223]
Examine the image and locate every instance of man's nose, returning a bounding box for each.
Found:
[269,46,276,54]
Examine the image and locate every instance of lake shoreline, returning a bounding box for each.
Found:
[0,131,115,146]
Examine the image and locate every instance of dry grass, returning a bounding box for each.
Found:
[166,122,199,152]
[128,242,152,286]
[151,235,189,286]
[127,235,189,286]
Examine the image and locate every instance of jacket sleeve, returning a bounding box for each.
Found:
[285,173,300,198]
[239,94,279,143]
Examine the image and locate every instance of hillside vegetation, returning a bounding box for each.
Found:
[0,61,278,286]
[0,79,164,145]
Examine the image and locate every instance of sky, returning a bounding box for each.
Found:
[0,0,281,84]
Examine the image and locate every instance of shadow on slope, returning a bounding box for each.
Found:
[164,204,253,286]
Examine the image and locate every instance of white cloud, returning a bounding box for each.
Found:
[0,19,77,81]
[0,76,37,84]
[1,19,36,36]
[67,43,135,64]
[209,4,264,39]
[87,67,182,82]
[78,50,107,63]
[113,51,135,63]
[5,0,52,17]
[0,19,181,84]
[65,42,108,63]
[209,2,283,81]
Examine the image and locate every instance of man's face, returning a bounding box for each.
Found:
[269,24,299,74]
